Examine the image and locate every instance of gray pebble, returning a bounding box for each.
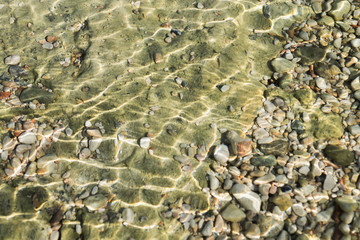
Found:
[315,77,327,90]
[42,42,54,50]
[4,55,20,65]
[201,221,213,236]
[220,85,230,92]
[139,137,150,148]
[351,39,360,48]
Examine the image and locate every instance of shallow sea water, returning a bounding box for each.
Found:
[0,0,312,239]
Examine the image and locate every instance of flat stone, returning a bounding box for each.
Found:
[4,55,20,65]
[272,195,293,211]
[354,90,360,101]
[292,203,307,216]
[220,85,230,92]
[213,144,229,164]
[335,196,358,213]
[295,46,326,65]
[264,101,276,113]
[317,16,335,26]
[271,58,296,73]
[315,77,327,90]
[201,221,213,237]
[324,173,337,191]
[226,131,252,156]
[316,207,334,223]
[83,195,107,210]
[251,155,277,166]
[254,173,275,185]
[245,224,260,239]
[89,138,102,151]
[258,215,284,237]
[42,42,54,49]
[18,131,37,144]
[351,77,360,91]
[221,204,246,223]
[19,87,55,104]
[324,145,355,167]
[253,128,269,140]
[328,0,351,20]
[86,129,102,138]
[349,125,360,136]
[233,190,261,213]
[294,87,315,105]
[259,140,289,156]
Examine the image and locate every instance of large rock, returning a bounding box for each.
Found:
[221,204,246,223]
[259,140,289,156]
[324,145,354,167]
[328,0,351,21]
[271,58,296,73]
[19,87,55,104]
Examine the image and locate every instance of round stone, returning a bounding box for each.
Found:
[4,55,20,65]
[213,144,229,164]
[139,137,150,149]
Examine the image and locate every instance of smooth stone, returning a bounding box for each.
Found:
[139,137,150,149]
[328,0,351,21]
[233,191,261,213]
[295,46,326,65]
[221,204,246,222]
[259,140,289,156]
[201,221,213,237]
[50,231,59,240]
[4,55,20,65]
[351,77,360,91]
[226,131,252,156]
[340,212,354,224]
[123,208,135,224]
[264,101,276,113]
[209,174,220,190]
[292,203,306,216]
[258,136,273,144]
[254,173,275,185]
[316,207,334,223]
[220,85,230,92]
[335,196,358,213]
[42,42,53,49]
[324,145,354,167]
[245,224,260,239]
[271,58,296,73]
[354,90,360,101]
[315,77,327,90]
[79,148,91,159]
[213,144,229,164]
[89,138,102,151]
[333,38,342,48]
[250,155,277,166]
[315,62,341,78]
[299,166,310,175]
[19,87,55,104]
[324,173,337,191]
[18,131,37,144]
[349,125,360,136]
[272,195,293,211]
[253,128,269,140]
[91,186,99,195]
[351,39,360,48]
[86,129,102,138]
[318,16,335,27]
[83,195,107,210]
[65,128,73,136]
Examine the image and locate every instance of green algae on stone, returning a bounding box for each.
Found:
[317,16,335,27]
[19,87,55,104]
[0,220,48,240]
[15,186,49,213]
[324,144,355,167]
[295,46,326,65]
[0,185,15,216]
[251,155,277,166]
[293,87,315,105]
[141,189,163,205]
[259,139,289,156]
[315,62,342,78]
[272,194,293,211]
[309,113,344,139]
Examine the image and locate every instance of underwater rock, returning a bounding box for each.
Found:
[251,155,277,166]
[4,55,20,65]
[221,204,246,223]
[19,87,55,104]
[213,144,230,164]
[259,140,289,156]
[328,0,351,20]
[324,145,354,167]
[295,46,326,65]
[271,58,296,73]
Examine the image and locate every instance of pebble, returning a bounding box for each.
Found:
[208,173,220,190]
[50,231,59,240]
[196,2,204,9]
[123,208,135,224]
[201,221,213,237]
[315,77,327,90]
[42,42,54,50]
[18,131,37,144]
[65,127,73,136]
[4,55,20,65]
[85,121,92,127]
[213,144,229,164]
[250,155,277,166]
[220,85,230,92]
[292,203,306,216]
[324,173,337,191]
[316,207,334,223]
[89,138,102,151]
[139,137,151,149]
[221,204,245,222]
[335,196,358,212]
[254,173,275,184]
[348,125,360,136]
[91,186,99,195]
[351,39,360,48]
[76,224,82,234]
[79,148,91,159]
[86,129,102,138]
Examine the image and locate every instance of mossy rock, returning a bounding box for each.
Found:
[309,113,343,139]
[295,46,326,65]
[19,87,55,104]
[324,145,354,167]
[15,186,49,213]
[0,185,15,216]
[272,194,293,211]
[293,87,315,105]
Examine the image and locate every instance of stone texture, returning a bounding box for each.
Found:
[324,145,355,167]
[271,58,296,73]
[221,204,246,223]
[250,155,277,166]
[259,140,289,156]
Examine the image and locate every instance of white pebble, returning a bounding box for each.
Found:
[4,55,20,65]
[139,137,150,149]
[85,121,92,127]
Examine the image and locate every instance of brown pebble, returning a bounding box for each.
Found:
[154,52,162,64]
[237,140,252,157]
[46,35,57,43]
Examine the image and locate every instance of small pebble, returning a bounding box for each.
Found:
[139,137,150,148]
[4,55,20,65]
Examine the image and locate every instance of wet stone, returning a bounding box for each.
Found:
[250,155,277,166]
[83,195,107,210]
[324,173,337,191]
[221,204,246,223]
[258,215,284,238]
[271,58,296,73]
[139,137,150,149]
[201,221,213,237]
[18,131,36,144]
[19,87,55,104]
[324,145,355,167]
[259,140,289,156]
[213,144,229,164]
[4,55,20,65]
[295,46,326,65]
[272,195,293,211]
[336,196,358,213]
[123,208,135,224]
[328,0,351,21]
[351,39,360,48]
